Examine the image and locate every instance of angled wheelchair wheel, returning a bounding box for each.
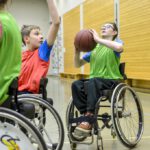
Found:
[0,107,47,150]
[111,83,144,148]
[17,95,64,150]
[66,97,86,143]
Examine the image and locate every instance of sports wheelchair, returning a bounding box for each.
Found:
[0,77,64,150]
[66,63,144,150]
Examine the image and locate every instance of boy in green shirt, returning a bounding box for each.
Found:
[72,22,124,135]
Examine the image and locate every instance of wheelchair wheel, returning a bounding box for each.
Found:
[66,98,87,142]
[17,95,64,150]
[111,83,144,148]
[0,107,47,150]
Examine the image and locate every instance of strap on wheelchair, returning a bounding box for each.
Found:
[8,78,18,95]
[39,78,48,100]
[119,62,127,80]
[69,115,97,124]
[8,78,19,111]
[101,113,112,129]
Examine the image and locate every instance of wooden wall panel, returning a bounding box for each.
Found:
[120,0,150,80]
[63,6,81,73]
[83,0,114,74]
[132,80,150,89]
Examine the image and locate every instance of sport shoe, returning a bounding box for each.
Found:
[75,122,92,134]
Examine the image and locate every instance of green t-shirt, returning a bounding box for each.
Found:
[85,44,123,79]
[0,11,21,104]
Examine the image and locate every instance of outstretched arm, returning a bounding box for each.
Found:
[46,0,60,46]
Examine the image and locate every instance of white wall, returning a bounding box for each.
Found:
[8,0,85,36]
[8,0,49,38]
[56,0,84,15]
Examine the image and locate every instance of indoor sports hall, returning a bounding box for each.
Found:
[0,0,150,150]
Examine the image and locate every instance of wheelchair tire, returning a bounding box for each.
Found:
[17,95,64,150]
[0,107,47,150]
[111,84,144,148]
[66,98,87,142]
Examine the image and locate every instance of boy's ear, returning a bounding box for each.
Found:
[113,30,117,36]
[24,35,29,44]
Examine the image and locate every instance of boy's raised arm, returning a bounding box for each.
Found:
[46,0,60,46]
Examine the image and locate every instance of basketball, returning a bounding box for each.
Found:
[74,29,97,52]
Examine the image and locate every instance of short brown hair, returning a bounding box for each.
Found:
[109,22,118,40]
[21,25,40,45]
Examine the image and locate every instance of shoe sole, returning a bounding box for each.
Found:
[74,127,91,136]
[72,132,87,141]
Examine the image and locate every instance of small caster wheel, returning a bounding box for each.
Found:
[70,143,77,150]
[111,127,116,139]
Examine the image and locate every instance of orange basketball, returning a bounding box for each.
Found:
[74,29,96,52]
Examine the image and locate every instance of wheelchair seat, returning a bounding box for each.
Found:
[8,78,53,118]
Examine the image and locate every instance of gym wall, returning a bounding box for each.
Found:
[120,0,150,88]
[9,0,49,39]
[63,6,81,73]
[56,0,84,15]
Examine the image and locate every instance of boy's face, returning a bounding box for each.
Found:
[27,28,43,50]
[100,23,117,39]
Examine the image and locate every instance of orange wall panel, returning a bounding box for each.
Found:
[120,0,150,80]
[63,6,81,73]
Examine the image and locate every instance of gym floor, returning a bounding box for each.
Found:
[47,76,150,150]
